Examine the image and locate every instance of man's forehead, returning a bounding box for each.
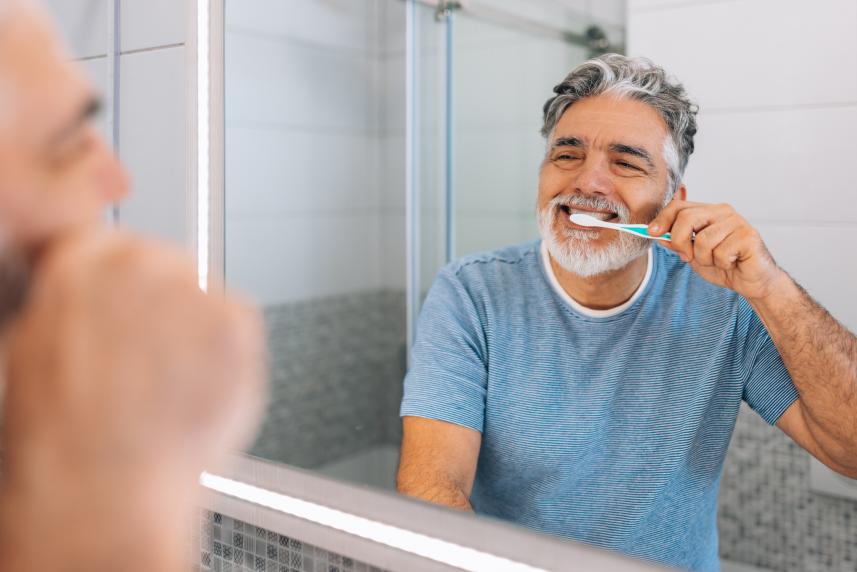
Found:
[552,95,669,147]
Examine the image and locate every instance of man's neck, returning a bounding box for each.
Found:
[549,251,650,311]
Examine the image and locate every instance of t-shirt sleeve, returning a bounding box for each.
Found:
[739,299,799,425]
[399,266,488,433]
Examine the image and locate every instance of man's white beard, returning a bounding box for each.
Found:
[537,194,653,278]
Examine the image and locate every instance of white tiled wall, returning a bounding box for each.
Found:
[43,0,108,59]
[224,0,406,305]
[43,0,191,248]
[118,47,188,245]
[627,0,857,333]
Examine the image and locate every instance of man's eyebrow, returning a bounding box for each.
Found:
[551,136,584,149]
[610,143,656,170]
[48,96,103,149]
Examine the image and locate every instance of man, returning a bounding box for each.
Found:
[397,54,857,571]
[0,2,265,571]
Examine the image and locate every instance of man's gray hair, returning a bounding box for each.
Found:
[541,53,698,194]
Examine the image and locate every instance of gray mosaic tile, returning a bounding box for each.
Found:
[248,290,406,471]
[199,513,388,572]
[718,404,857,571]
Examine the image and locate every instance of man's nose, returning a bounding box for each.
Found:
[92,135,129,204]
[573,157,612,196]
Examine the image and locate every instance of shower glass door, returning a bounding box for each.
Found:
[450,7,591,258]
[410,1,620,322]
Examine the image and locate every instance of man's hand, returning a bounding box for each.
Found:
[0,229,266,572]
[648,200,786,301]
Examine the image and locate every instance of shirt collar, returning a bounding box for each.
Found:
[540,240,653,318]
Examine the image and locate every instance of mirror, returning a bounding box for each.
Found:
[222,1,857,571]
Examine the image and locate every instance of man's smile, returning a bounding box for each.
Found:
[558,204,619,232]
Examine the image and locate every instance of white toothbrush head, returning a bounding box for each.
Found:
[569,213,606,228]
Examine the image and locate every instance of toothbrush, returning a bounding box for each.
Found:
[569,212,671,242]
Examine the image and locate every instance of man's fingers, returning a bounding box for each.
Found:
[667,206,719,262]
[691,216,742,267]
[653,203,735,262]
[648,199,696,237]
[710,231,750,271]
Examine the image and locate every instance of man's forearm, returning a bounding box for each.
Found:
[397,474,473,511]
[749,271,857,470]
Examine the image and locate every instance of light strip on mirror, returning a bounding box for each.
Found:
[200,472,547,572]
[196,0,210,292]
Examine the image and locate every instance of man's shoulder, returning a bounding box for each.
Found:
[444,240,541,283]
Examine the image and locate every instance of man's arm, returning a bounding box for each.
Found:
[397,416,481,511]
[649,200,857,477]
[750,276,857,477]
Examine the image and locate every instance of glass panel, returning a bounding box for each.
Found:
[413,2,449,308]
[451,6,591,258]
[223,0,407,490]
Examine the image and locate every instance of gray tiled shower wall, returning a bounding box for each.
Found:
[248,290,407,469]
[239,288,857,571]
[718,404,857,571]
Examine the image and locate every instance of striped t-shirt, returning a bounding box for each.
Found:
[400,240,798,572]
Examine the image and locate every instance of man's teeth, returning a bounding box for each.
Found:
[567,208,614,221]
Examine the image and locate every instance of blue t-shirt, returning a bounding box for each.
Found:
[400,240,798,572]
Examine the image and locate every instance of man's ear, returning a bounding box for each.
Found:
[674,184,687,202]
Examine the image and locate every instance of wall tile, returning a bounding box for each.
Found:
[225,213,384,306]
[380,134,406,212]
[684,106,857,225]
[627,0,728,10]
[454,129,541,215]
[379,210,406,290]
[120,0,186,53]
[118,46,188,246]
[627,0,857,109]
[200,512,392,572]
[756,224,857,333]
[455,212,539,257]
[43,0,108,59]
[250,291,405,470]
[379,0,406,56]
[380,52,405,134]
[719,405,857,571]
[585,0,627,28]
[226,31,374,133]
[225,127,380,216]
[225,0,376,53]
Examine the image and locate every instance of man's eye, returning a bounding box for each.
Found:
[556,154,579,161]
[616,161,642,171]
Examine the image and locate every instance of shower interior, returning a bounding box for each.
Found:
[223,0,625,491]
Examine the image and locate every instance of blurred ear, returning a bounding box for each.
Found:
[674,184,687,202]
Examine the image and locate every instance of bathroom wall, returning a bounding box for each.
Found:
[44,0,191,247]
[628,1,857,570]
[224,0,408,472]
[225,0,405,304]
